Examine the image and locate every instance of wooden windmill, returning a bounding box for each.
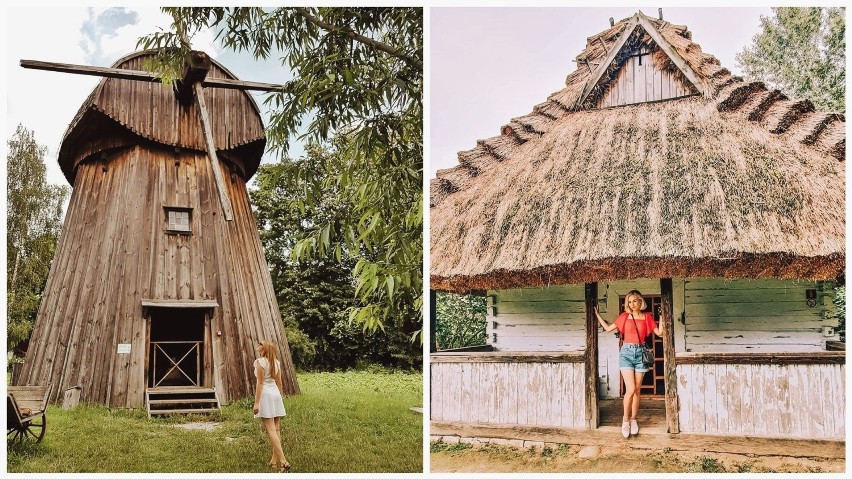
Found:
[16,50,300,412]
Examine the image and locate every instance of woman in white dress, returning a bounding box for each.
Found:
[253,340,289,472]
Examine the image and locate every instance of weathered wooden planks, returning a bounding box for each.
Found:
[487,285,586,351]
[18,146,298,407]
[676,362,845,440]
[430,360,586,429]
[597,46,696,109]
[683,278,835,352]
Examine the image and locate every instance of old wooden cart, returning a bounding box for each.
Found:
[7,384,52,444]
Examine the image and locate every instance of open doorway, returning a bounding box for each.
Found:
[618,295,665,398]
[146,308,209,388]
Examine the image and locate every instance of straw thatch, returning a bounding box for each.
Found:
[431,12,845,293]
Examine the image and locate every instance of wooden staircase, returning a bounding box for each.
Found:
[146,387,220,417]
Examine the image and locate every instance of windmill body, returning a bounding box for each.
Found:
[17,51,299,408]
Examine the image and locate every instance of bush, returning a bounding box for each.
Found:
[435,292,486,350]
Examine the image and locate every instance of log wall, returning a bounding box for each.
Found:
[486,285,586,351]
[677,362,845,440]
[18,146,298,407]
[684,278,833,352]
[430,354,586,428]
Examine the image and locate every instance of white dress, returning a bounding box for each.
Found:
[254,357,286,418]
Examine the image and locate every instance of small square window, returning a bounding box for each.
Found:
[165,207,192,233]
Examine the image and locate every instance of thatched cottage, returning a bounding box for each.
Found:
[430,11,844,441]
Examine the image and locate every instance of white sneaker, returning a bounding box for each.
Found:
[621,421,630,438]
[630,419,639,435]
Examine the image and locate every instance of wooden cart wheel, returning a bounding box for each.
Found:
[7,414,46,444]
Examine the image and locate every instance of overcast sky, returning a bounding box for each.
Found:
[429,6,781,178]
[4,6,295,188]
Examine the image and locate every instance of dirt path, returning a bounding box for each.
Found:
[430,443,844,473]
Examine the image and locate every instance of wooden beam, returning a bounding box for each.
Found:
[676,351,845,365]
[429,289,437,353]
[584,282,598,429]
[429,351,584,364]
[141,299,219,308]
[20,59,287,92]
[660,278,679,434]
[430,421,846,459]
[177,51,212,105]
[194,82,234,222]
[635,12,707,96]
[574,14,640,110]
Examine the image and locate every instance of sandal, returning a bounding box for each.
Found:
[279,462,291,473]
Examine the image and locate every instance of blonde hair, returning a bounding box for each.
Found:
[258,340,280,379]
[624,290,647,311]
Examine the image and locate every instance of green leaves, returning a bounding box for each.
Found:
[434,293,487,351]
[138,7,423,342]
[7,125,69,351]
[736,7,845,112]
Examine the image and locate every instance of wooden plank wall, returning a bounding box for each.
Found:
[92,56,265,152]
[677,363,845,440]
[18,146,298,407]
[486,285,586,351]
[597,46,695,109]
[431,361,586,428]
[684,279,831,352]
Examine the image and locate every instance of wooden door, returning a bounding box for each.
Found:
[146,308,207,388]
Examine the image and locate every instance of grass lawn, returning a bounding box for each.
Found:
[7,370,423,473]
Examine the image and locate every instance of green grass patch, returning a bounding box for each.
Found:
[7,370,423,473]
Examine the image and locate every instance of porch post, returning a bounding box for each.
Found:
[429,289,437,353]
[661,278,680,433]
[584,282,599,429]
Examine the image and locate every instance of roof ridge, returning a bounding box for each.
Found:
[431,12,846,208]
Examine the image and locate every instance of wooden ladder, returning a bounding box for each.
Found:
[145,387,220,418]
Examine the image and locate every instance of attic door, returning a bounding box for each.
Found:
[146,308,211,388]
[597,46,696,108]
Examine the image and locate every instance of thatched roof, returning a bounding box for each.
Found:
[430,11,845,293]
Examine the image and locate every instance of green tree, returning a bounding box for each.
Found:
[435,292,487,350]
[139,7,423,335]
[6,125,69,352]
[832,284,844,342]
[252,143,420,370]
[736,7,845,112]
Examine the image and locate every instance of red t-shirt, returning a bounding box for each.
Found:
[614,312,656,344]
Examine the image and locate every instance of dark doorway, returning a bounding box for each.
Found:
[619,295,665,397]
[147,308,207,388]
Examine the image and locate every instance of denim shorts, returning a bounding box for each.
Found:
[619,344,650,372]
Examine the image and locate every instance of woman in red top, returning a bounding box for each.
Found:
[595,290,664,438]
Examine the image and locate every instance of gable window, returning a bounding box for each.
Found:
[164,207,192,234]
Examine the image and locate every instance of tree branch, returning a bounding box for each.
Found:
[293,7,423,71]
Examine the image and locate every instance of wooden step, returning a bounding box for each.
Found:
[149,408,220,416]
[148,398,218,405]
[146,387,221,417]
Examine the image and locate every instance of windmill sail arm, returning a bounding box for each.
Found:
[20,59,287,92]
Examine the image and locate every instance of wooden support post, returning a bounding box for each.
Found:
[661,278,680,433]
[194,82,234,221]
[429,289,437,353]
[584,282,599,429]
